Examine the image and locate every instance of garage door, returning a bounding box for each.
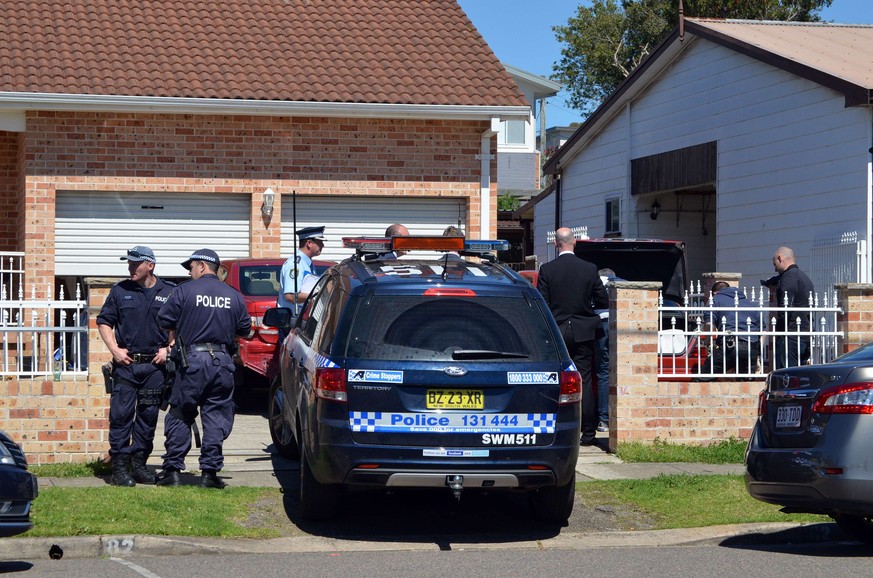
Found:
[55,191,251,277]
[280,196,467,262]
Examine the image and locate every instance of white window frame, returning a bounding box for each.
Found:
[499,119,527,147]
[605,198,621,234]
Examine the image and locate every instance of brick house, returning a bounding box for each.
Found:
[0,0,528,462]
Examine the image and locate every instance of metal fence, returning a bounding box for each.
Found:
[658,285,842,379]
[809,231,868,293]
[0,252,88,378]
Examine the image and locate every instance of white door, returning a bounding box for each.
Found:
[55,191,251,277]
[280,196,468,262]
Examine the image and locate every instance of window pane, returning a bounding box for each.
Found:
[500,120,526,145]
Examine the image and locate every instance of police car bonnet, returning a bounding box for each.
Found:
[181,248,220,270]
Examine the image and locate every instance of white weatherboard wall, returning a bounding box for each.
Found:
[538,36,871,286]
[55,191,251,277]
[280,196,467,262]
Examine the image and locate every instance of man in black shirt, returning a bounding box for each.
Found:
[771,246,815,369]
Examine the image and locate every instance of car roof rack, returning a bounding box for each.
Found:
[342,236,508,262]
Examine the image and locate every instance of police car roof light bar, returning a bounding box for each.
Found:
[342,236,508,256]
[464,240,509,252]
[392,236,465,252]
[342,237,393,252]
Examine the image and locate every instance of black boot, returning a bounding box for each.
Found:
[200,470,226,489]
[130,452,155,484]
[156,469,181,487]
[110,455,136,487]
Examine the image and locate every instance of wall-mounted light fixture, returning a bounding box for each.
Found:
[262,188,275,218]
[650,199,661,220]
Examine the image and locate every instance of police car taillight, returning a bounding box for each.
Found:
[559,370,582,405]
[314,367,347,402]
[423,288,476,297]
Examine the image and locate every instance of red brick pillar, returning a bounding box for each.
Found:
[836,283,873,354]
[610,281,661,452]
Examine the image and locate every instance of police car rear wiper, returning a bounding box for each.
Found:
[450,350,528,360]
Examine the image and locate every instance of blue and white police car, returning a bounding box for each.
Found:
[263,235,581,522]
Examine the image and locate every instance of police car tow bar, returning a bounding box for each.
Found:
[447,474,464,501]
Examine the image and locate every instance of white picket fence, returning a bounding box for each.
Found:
[0,252,88,378]
[659,285,842,379]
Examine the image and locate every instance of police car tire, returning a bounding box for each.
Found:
[529,473,575,523]
[833,514,873,545]
[298,444,340,521]
[268,378,299,460]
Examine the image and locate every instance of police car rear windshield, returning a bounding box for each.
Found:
[345,296,559,362]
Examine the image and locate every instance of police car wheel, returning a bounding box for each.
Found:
[833,514,873,545]
[268,378,299,460]
[529,473,575,524]
[298,441,340,521]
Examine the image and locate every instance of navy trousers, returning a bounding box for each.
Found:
[108,363,165,457]
[162,351,235,472]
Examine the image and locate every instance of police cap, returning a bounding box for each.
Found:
[181,248,220,270]
[296,226,326,241]
[121,246,156,263]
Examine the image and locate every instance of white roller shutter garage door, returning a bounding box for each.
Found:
[55,191,251,277]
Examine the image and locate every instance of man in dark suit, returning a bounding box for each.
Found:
[537,228,609,446]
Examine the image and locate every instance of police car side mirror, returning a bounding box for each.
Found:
[263,307,292,331]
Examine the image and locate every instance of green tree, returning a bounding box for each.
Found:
[497,193,521,211]
[553,0,832,113]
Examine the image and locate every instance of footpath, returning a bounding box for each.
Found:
[2,416,839,561]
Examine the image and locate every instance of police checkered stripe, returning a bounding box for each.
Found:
[313,352,338,368]
[528,413,555,434]
[189,253,218,263]
[350,412,382,432]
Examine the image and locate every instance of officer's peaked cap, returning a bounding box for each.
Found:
[296,226,325,241]
[121,246,156,263]
[181,248,220,270]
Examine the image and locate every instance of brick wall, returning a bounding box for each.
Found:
[836,283,873,353]
[21,111,496,296]
[0,132,20,250]
[610,281,759,451]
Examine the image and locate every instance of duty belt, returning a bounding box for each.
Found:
[188,343,228,354]
[130,353,156,364]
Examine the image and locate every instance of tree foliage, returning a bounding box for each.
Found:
[553,0,833,113]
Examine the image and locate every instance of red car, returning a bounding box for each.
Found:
[219,257,334,387]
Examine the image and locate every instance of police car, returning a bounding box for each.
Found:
[263,236,581,522]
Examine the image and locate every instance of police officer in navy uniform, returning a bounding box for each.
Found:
[156,249,251,488]
[97,246,175,486]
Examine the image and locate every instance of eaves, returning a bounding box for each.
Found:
[0,92,531,122]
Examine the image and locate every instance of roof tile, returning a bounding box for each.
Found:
[0,0,526,107]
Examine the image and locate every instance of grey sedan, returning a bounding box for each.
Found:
[745,342,873,543]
